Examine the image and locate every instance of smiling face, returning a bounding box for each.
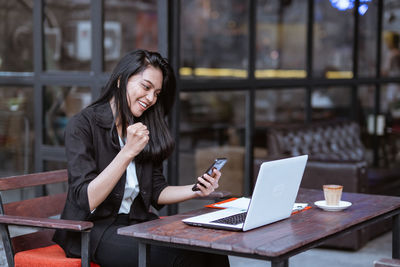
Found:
[126,65,163,117]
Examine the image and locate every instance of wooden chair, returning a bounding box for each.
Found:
[0,169,98,267]
[0,169,231,267]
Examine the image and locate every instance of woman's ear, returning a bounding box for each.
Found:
[117,78,120,88]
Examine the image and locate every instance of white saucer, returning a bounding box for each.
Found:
[314,200,352,211]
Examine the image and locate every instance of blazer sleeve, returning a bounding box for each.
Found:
[64,114,97,216]
[151,163,169,210]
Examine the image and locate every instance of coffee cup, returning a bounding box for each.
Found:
[323,184,343,206]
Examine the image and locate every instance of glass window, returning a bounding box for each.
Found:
[311,86,352,120]
[381,1,400,77]
[313,0,354,78]
[0,86,34,176]
[358,1,378,77]
[44,0,91,71]
[254,88,305,162]
[43,86,92,146]
[381,82,400,119]
[255,88,306,126]
[256,0,307,78]
[180,0,249,79]
[381,82,400,167]
[44,161,68,194]
[0,1,33,72]
[357,85,375,164]
[357,85,375,122]
[104,0,158,72]
[179,91,246,211]
[44,160,67,171]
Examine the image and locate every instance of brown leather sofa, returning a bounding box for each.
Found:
[254,120,400,250]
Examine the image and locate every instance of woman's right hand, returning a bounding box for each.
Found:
[88,122,149,211]
[123,122,149,158]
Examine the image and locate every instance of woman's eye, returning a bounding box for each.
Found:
[142,84,150,90]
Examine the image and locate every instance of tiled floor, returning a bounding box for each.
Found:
[229,231,392,267]
[0,229,392,267]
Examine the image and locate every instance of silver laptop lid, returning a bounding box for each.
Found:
[243,155,308,231]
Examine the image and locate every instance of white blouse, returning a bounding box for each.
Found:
[118,136,140,214]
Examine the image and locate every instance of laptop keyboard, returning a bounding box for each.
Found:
[211,212,247,225]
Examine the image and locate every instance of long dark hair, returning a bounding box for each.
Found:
[92,49,176,165]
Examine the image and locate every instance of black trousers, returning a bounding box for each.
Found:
[94,214,230,267]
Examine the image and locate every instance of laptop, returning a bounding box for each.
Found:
[182,155,308,231]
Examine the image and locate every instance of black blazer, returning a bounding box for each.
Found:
[53,102,168,260]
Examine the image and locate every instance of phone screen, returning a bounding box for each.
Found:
[192,158,227,191]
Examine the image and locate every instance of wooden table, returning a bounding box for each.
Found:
[118,189,400,267]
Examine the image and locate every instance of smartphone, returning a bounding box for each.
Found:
[192,158,228,191]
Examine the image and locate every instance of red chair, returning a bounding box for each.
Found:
[0,170,98,267]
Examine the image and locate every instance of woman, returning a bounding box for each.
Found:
[53,50,230,267]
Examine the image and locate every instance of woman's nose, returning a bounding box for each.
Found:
[146,92,154,103]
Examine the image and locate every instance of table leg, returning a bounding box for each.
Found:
[138,242,150,267]
[394,214,400,259]
[271,259,288,267]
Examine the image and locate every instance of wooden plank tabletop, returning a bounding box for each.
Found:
[118,189,400,258]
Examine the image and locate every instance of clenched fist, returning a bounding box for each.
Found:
[123,122,149,159]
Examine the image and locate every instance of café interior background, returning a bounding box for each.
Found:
[0,0,399,213]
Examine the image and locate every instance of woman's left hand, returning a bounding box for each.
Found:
[195,168,221,197]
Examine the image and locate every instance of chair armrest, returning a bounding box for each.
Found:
[0,214,93,231]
